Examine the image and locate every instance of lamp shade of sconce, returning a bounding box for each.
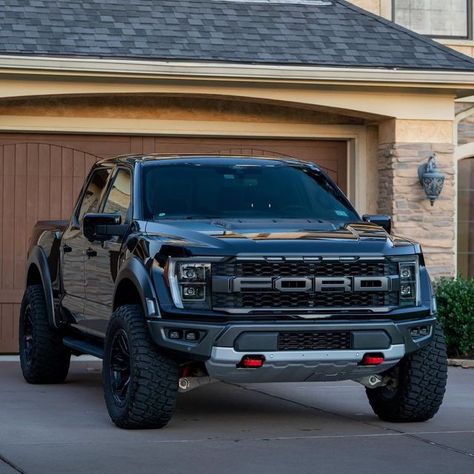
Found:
[417,154,445,206]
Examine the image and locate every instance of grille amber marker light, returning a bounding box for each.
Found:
[361,353,385,366]
[238,355,266,368]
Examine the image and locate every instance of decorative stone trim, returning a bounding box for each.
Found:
[378,142,455,279]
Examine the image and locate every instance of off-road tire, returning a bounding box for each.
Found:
[103,304,179,429]
[366,323,447,422]
[19,284,71,384]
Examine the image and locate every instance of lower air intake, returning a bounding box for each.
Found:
[277,331,352,351]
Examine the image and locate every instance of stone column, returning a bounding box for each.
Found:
[378,119,455,279]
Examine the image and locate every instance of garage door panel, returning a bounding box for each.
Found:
[0,141,102,352]
[0,304,19,353]
[0,133,347,353]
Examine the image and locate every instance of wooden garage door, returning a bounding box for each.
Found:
[0,134,347,352]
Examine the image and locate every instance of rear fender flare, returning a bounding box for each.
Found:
[25,246,57,328]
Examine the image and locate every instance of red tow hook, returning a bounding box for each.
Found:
[238,355,265,368]
[361,353,385,366]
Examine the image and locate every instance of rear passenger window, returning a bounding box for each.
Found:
[77,168,112,222]
[102,169,132,222]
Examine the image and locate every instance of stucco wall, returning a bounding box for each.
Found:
[0,95,364,125]
[348,0,384,16]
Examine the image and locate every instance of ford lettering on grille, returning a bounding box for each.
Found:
[231,276,390,293]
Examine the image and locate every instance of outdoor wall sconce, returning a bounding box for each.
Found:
[418,154,445,206]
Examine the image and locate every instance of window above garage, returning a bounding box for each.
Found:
[393,0,471,39]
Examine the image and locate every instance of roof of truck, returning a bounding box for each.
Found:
[98,154,320,168]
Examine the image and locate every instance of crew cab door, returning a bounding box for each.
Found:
[61,166,112,324]
[84,167,132,335]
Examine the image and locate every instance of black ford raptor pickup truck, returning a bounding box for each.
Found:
[20,155,447,429]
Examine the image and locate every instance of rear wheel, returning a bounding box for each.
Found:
[103,305,179,429]
[19,284,71,384]
[366,323,447,422]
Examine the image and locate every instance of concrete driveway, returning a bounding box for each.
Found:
[0,360,473,474]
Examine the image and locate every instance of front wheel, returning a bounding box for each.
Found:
[366,323,447,422]
[103,305,179,429]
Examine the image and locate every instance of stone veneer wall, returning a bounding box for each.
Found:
[457,108,474,146]
[378,142,455,279]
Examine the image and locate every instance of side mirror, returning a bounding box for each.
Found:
[83,213,125,242]
[362,214,392,234]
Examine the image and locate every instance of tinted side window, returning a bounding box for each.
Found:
[77,168,111,222]
[103,169,132,222]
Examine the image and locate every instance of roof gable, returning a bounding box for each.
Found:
[1,0,474,71]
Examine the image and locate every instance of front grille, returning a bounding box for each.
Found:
[213,291,399,309]
[213,260,397,278]
[278,331,351,351]
[212,257,399,312]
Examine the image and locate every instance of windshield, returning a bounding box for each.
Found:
[142,161,359,223]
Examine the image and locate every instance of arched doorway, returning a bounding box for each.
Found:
[458,156,474,278]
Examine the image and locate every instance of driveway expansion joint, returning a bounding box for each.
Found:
[0,453,26,474]
[232,382,474,459]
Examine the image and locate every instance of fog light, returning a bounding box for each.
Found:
[185,331,199,341]
[410,326,431,339]
[168,330,183,340]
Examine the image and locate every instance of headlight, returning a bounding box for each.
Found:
[399,259,420,307]
[167,260,211,309]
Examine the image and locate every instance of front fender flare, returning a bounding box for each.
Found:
[113,257,160,318]
[25,246,57,328]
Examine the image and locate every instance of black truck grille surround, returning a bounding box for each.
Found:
[213,291,399,309]
[213,260,398,278]
[278,331,352,351]
[212,258,399,312]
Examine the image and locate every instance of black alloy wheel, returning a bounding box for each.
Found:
[103,305,179,429]
[22,304,34,366]
[109,329,131,405]
[19,284,71,384]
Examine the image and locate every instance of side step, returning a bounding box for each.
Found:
[63,337,104,359]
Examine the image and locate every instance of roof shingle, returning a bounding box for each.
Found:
[1,0,474,71]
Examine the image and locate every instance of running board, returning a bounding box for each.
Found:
[63,337,104,359]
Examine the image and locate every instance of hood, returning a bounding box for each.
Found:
[144,219,418,256]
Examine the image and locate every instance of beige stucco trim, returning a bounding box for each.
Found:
[0,115,369,212]
[380,0,392,19]
[454,142,474,160]
[1,55,474,91]
[379,119,453,144]
[0,78,457,121]
[455,105,474,123]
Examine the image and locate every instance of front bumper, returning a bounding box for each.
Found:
[206,344,405,383]
[147,314,436,383]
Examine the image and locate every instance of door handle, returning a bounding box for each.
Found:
[86,248,97,258]
[63,244,72,253]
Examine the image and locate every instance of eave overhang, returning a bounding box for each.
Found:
[1,55,474,97]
